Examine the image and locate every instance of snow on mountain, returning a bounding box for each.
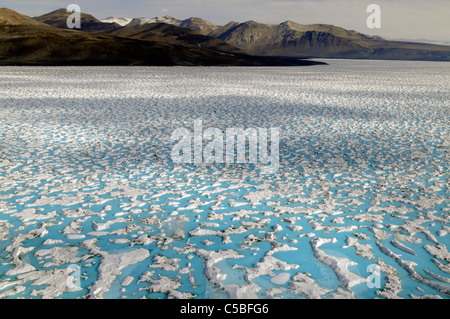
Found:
[101,17,133,26]
[100,15,217,35]
[127,16,182,27]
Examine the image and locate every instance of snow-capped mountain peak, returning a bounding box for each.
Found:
[101,16,133,26]
[124,16,182,27]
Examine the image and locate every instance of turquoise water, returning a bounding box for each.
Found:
[0,61,449,299]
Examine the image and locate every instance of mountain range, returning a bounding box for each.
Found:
[1,7,449,66]
[138,16,450,61]
[0,8,324,66]
[42,9,450,61]
[96,13,450,61]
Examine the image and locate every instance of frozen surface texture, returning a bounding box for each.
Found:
[0,60,449,299]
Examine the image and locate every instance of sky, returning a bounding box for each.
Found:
[1,0,449,44]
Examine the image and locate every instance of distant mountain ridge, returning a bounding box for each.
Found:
[101,16,132,26]
[33,9,245,54]
[0,7,322,66]
[99,13,450,61]
[0,7,45,26]
[128,16,182,27]
[206,20,450,60]
[34,8,121,33]
[101,15,218,35]
[1,7,449,65]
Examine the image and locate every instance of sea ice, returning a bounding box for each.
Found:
[0,60,448,299]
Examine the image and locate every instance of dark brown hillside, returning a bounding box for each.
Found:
[0,8,325,66]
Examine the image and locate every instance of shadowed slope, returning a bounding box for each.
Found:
[208,20,450,61]
[0,8,325,66]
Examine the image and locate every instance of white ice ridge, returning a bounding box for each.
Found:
[82,239,150,299]
[289,272,331,299]
[376,241,450,296]
[311,237,366,289]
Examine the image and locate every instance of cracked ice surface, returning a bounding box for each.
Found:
[0,60,449,299]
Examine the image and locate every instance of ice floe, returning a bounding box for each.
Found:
[0,60,449,299]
